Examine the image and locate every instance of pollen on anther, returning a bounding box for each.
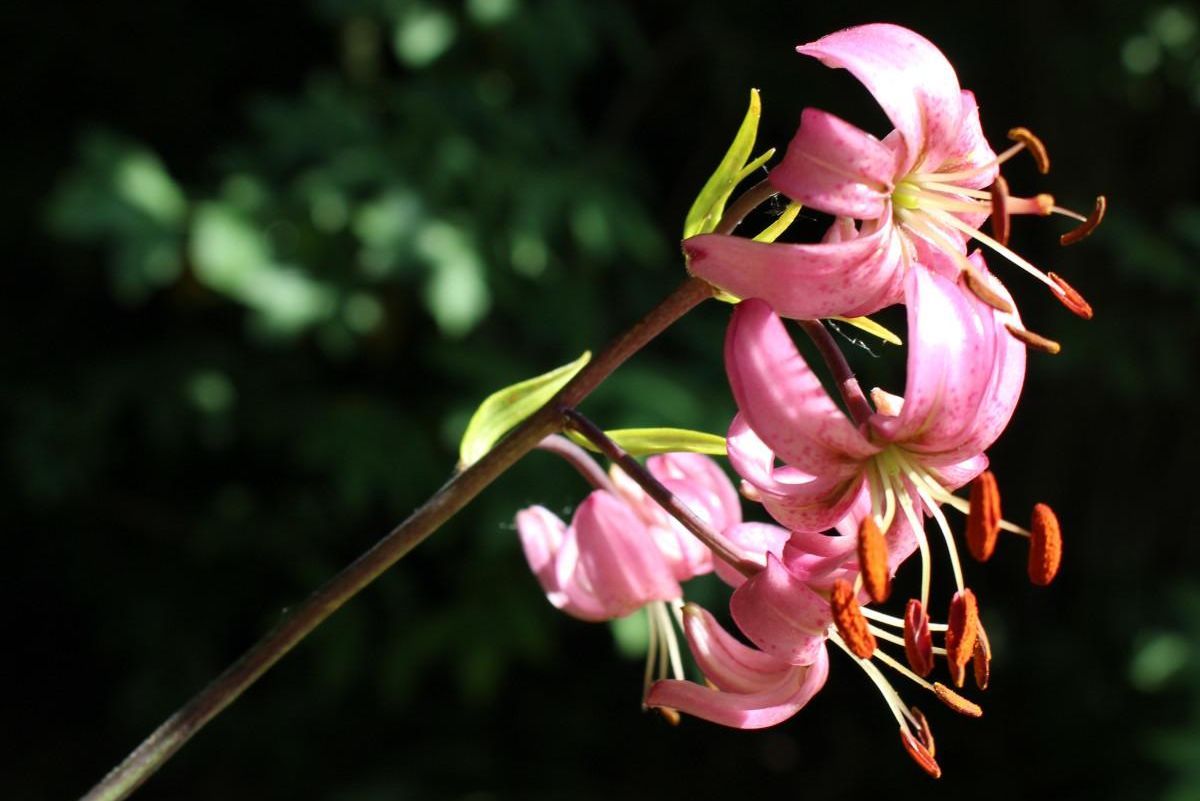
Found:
[900,728,943,779]
[933,683,984,718]
[904,599,935,678]
[910,706,936,758]
[990,175,1011,246]
[966,471,1002,562]
[1008,127,1051,174]
[858,517,891,603]
[832,578,876,659]
[1029,503,1062,586]
[973,620,992,690]
[1047,272,1094,320]
[961,270,1014,314]
[1060,196,1107,246]
[1005,323,1062,355]
[946,590,980,689]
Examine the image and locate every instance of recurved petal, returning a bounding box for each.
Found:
[680,603,795,693]
[770,108,898,219]
[645,644,830,730]
[730,553,832,666]
[798,23,964,174]
[572,491,681,618]
[714,522,791,588]
[937,91,999,190]
[684,219,906,320]
[727,299,879,472]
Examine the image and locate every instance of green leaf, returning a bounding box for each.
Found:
[830,315,903,346]
[683,89,763,239]
[753,202,802,244]
[567,427,726,457]
[458,351,591,468]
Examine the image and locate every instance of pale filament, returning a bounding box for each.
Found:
[911,141,1026,183]
[904,466,1032,538]
[868,624,949,656]
[830,632,920,733]
[862,606,949,632]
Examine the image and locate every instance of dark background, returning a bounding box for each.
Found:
[6,1,1199,798]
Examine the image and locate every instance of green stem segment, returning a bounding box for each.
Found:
[80,276,713,801]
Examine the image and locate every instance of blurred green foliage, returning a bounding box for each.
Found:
[6,1,1200,799]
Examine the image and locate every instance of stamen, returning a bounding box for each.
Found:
[1047,272,1094,320]
[862,606,949,632]
[1005,323,1062,355]
[910,706,936,757]
[1060,196,1107,246]
[925,207,1057,290]
[945,589,980,689]
[1007,127,1051,174]
[990,175,1010,246]
[830,633,917,731]
[891,470,933,609]
[904,599,935,678]
[933,683,984,718]
[656,707,682,726]
[858,517,891,603]
[1028,503,1063,586]
[832,579,877,659]
[973,619,992,691]
[966,471,1002,562]
[960,269,1015,314]
[900,729,943,779]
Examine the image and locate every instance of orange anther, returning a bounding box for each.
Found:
[904,599,935,678]
[933,683,984,718]
[1029,503,1063,586]
[831,578,876,659]
[945,589,980,689]
[961,269,1014,314]
[1048,272,1094,320]
[1060,196,1107,246]
[990,175,1011,246]
[966,471,1002,562]
[858,517,891,603]
[1008,127,1051,174]
[973,620,992,690]
[656,707,682,726]
[1005,323,1062,355]
[900,728,943,779]
[910,706,936,757]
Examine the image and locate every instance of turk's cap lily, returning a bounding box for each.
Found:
[516,490,682,622]
[645,603,830,729]
[609,452,740,581]
[725,263,1024,533]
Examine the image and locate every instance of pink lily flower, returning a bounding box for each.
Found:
[724,263,1025,612]
[685,23,1099,327]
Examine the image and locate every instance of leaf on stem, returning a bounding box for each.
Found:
[567,427,726,457]
[458,351,591,468]
[829,315,903,346]
[683,89,766,238]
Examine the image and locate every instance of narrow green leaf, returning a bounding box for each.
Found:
[734,148,776,185]
[458,351,591,468]
[683,89,763,239]
[830,316,903,346]
[753,202,802,244]
[567,427,726,457]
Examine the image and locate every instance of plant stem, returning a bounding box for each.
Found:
[561,407,756,577]
[798,319,873,426]
[80,276,712,801]
[713,179,778,235]
[535,434,614,492]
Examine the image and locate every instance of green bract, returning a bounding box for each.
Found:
[458,351,591,468]
[567,427,726,457]
[683,89,774,239]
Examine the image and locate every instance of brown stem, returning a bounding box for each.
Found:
[561,407,756,577]
[713,179,778,235]
[80,276,713,801]
[799,319,873,426]
[536,434,614,492]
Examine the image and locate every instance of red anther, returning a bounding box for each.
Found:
[858,517,891,604]
[1008,127,1051,174]
[904,599,935,678]
[900,728,943,779]
[1005,323,1062,355]
[945,590,980,689]
[1060,196,1107,246]
[1029,503,1063,586]
[989,175,1011,246]
[910,706,936,758]
[831,578,876,659]
[1047,272,1094,320]
[960,269,1014,314]
[973,620,992,691]
[933,683,984,718]
[966,471,1002,562]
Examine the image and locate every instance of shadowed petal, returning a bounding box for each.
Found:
[680,604,795,693]
[730,553,832,666]
[798,23,964,173]
[685,219,906,320]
